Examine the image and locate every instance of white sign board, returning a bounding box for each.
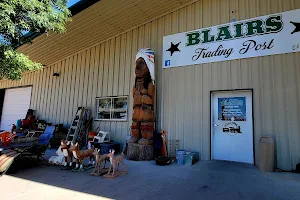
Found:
[163,9,300,68]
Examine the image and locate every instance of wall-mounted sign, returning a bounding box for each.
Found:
[223,122,242,136]
[163,9,300,68]
[218,97,246,121]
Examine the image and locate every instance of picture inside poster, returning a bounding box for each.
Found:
[218,97,246,121]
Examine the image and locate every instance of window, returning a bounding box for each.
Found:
[96,96,128,121]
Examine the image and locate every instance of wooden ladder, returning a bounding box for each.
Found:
[66,107,87,144]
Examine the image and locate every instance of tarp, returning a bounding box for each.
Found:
[0,150,21,176]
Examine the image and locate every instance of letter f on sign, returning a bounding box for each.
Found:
[165,60,171,67]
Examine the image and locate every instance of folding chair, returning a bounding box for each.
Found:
[93,131,111,143]
[18,126,55,166]
[38,126,55,146]
[26,130,43,138]
[20,144,50,166]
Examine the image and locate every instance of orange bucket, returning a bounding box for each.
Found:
[88,132,97,142]
[0,132,15,146]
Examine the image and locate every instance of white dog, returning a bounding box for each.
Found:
[48,146,65,165]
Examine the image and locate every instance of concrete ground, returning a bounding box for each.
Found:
[1,150,300,200]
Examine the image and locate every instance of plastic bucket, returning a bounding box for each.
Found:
[185,152,194,165]
[176,150,186,164]
[88,132,97,142]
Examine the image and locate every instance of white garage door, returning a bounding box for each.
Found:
[0,87,32,131]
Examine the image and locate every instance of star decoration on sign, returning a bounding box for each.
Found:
[166,42,181,56]
[291,21,300,34]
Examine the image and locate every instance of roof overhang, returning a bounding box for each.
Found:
[14,0,100,49]
[17,0,198,66]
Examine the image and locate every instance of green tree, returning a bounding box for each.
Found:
[0,0,71,80]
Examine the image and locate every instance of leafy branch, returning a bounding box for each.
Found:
[0,0,72,80]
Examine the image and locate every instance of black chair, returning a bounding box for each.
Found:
[15,144,50,166]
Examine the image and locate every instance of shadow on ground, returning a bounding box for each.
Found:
[1,149,300,200]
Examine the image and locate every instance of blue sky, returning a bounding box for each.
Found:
[67,0,81,7]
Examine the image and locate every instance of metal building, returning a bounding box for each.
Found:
[0,0,300,170]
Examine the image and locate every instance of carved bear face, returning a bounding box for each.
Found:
[135,57,150,78]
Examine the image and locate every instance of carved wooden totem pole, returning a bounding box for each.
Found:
[127,48,155,161]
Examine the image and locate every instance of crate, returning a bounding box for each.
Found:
[185,152,200,165]
[90,142,101,150]
[100,142,120,154]
[167,140,180,158]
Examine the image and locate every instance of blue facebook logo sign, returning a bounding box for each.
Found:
[165,60,171,67]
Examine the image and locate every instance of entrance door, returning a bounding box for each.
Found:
[0,87,32,131]
[211,90,254,164]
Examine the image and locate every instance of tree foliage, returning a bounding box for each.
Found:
[0,0,71,80]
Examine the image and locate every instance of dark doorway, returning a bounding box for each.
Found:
[0,89,6,122]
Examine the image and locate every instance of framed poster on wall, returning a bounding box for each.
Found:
[218,97,246,121]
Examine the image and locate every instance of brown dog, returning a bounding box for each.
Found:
[60,140,73,167]
[106,149,127,176]
[69,142,95,169]
[91,148,110,175]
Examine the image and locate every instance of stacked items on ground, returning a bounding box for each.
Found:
[0,109,38,147]
[90,130,121,155]
[176,150,199,165]
[127,48,156,161]
[13,109,54,139]
[1,125,56,175]
[19,109,37,130]
[49,124,69,148]
[1,123,55,149]
[15,109,39,136]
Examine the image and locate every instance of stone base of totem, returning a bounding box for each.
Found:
[126,143,153,161]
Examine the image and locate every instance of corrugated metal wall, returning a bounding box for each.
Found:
[159,0,300,170]
[0,0,299,170]
[0,36,138,145]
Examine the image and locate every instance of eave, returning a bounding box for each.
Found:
[17,0,198,66]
